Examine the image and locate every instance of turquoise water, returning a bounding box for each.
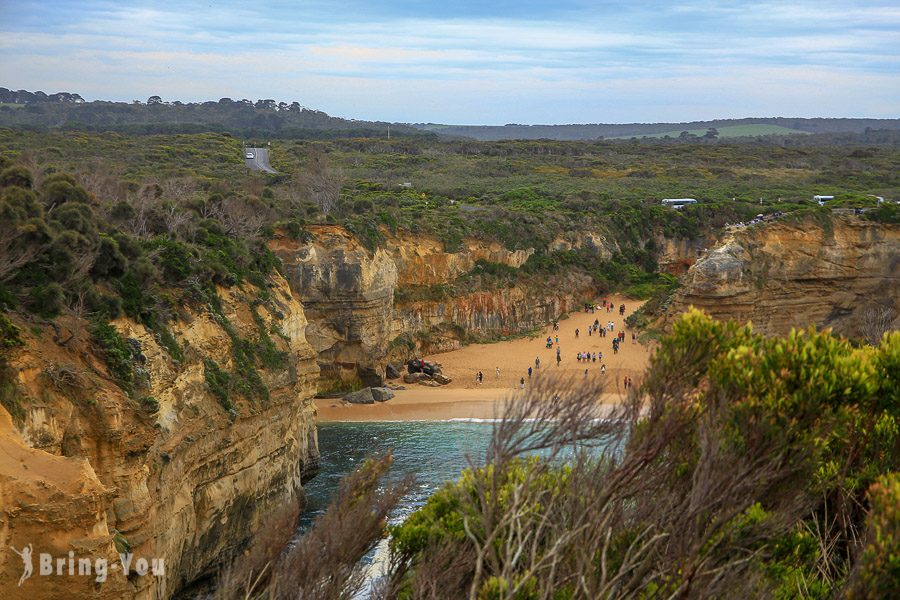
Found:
[300,421,496,529]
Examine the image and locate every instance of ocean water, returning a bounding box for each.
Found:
[299,421,496,530]
[296,421,497,596]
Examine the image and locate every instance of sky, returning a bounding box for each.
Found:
[1,0,898,124]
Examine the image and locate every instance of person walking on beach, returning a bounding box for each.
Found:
[520,377,525,389]
[496,366,501,379]
[584,368,589,378]
[601,363,606,374]
[535,357,540,369]
[476,371,483,384]
[528,366,533,378]
[575,328,579,338]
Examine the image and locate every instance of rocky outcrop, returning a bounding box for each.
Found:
[392,280,592,354]
[665,215,900,336]
[273,226,396,387]
[0,273,319,599]
[656,235,716,275]
[273,227,595,385]
[388,235,534,286]
[549,231,617,258]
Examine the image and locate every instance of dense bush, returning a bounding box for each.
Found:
[387,312,900,598]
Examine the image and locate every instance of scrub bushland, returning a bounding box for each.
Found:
[216,311,899,599]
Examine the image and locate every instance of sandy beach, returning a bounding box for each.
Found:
[316,295,651,421]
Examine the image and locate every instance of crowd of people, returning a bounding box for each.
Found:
[475,298,640,393]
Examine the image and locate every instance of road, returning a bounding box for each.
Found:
[244,147,277,173]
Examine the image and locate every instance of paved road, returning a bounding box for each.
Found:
[244,147,277,173]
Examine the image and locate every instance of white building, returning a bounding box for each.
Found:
[661,198,698,209]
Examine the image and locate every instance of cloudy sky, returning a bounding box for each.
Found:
[1,0,898,124]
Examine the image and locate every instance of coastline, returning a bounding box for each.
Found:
[316,295,650,422]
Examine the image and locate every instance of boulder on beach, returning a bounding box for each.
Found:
[370,387,395,402]
[343,388,375,404]
[433,373,452,385]
[385,363,401,379]
[403,372,432,384]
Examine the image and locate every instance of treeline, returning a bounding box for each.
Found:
[0,90,428,139]
[0,87,85,104]
[417,117,900,141]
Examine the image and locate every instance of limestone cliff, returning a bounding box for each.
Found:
[272,227,597,385]
[0,273,319,599]
[665,215,900,336]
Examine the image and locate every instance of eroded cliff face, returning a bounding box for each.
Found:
[0,273,319,599]
[665,215,900,336]
[272,226,397,386]
[273,227,600,383]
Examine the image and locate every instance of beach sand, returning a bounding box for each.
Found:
[315,295,651,422]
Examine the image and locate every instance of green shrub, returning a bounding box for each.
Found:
[0,165,33,188]
[0,313,23,348]
[140,395,160,414]
[89,320,134,393]
[0,359,25,426]
[846,475,900,599]
[203,357,233,412]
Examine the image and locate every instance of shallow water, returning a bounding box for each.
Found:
[299,421,496,530]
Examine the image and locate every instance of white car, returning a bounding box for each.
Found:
[245,151,254,159]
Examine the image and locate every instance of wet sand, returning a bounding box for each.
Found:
[315,295,650,422]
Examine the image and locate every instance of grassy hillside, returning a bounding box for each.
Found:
[629,124,809,139]
[416,117,900,141]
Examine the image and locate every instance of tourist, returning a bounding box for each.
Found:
[575,328,579,338]
[535,357,540,369]
[600,363,606,374]
[584,368,589,378]
[520,377,525,389]
[495,366,501,379]
[528,366,533,378]
[477,371,483,384]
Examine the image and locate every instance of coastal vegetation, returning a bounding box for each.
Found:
[217,311,900,599]
[1,95,898,599]
[1,124,897,313]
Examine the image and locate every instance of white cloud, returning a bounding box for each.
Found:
[1,1,898,122]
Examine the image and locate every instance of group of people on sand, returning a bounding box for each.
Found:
[472,299,638,391]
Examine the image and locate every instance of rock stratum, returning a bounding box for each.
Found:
[665,214,900,336]
[273,226,604,386]
[0,274,319,598]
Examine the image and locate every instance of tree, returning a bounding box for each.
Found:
[861,304,897,345]
[293,149,343,214]
[147,95,162,105]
